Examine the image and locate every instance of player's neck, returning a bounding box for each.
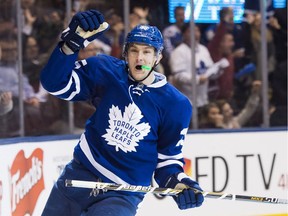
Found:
[141,72,155,85]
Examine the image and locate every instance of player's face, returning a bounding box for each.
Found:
[127,43,158,82]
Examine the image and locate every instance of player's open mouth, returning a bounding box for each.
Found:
[135,65,142,70]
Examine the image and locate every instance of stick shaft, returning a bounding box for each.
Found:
[65,179,288,205]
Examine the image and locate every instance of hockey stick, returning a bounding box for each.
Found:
[65,179,288,205]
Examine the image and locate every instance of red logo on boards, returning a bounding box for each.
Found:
[9,148,44,216]
[184,158,192,176]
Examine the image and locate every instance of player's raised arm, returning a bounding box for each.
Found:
[40,10,109,100]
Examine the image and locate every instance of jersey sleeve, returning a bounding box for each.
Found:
[154,95,192,187]
[40,43,115,102]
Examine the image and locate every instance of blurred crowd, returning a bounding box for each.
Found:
[0,0,287,138]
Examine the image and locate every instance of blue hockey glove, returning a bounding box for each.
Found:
[61,9,109,52]
[165,172,204,210]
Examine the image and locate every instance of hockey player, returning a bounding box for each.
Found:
[41,9,204,216]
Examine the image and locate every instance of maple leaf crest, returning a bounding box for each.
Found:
[102,103,151,153]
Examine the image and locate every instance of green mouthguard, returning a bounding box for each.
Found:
[142,65,152,70]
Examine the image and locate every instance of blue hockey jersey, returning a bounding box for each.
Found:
[41,44,192,187]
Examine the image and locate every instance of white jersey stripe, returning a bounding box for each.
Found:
[79,133,129,185]
[49,71,74,95]
[64,71,81,100]
[156,159,184,169]
[158,152,183,160]
[48,71,80,100]
[177,172,188,181]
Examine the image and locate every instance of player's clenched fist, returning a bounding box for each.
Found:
[61,10,109,53]
[165,172,204,209]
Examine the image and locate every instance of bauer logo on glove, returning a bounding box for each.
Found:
[61,9,109,53]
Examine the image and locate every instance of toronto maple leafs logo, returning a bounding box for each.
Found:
[102,103,151,153]
[139,25,149,30]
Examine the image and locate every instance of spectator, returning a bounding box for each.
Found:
[0,1,16,36]
[241,12,276,81]
[101,9,124,58]
[133,6,150,25]
[161,6,186,78]
[21,0,38,37]
[78,40,111,59]
[22,35,66,135]
[243,0,275,21]
[268,5,287,65]
[207,19,239,101]
[0,34,44,137]
[162,6,185,57]
[35,0,66,12]
[169,23,229,114]
[33,8,64,54]
[217,80,262,129]
[126,7,151,42]
[199,102,224,129]
[269,61,287,126]
[205,7,246,72]
[205,7,234,42]
[0,92,13,116]
[23,36,48,93]
[73,0,94,12]
[204,7,244,49]
[101,6,150,59]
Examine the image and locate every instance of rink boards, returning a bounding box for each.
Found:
[0,129,287,216]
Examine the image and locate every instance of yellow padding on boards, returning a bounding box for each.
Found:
[259,214,288,216]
